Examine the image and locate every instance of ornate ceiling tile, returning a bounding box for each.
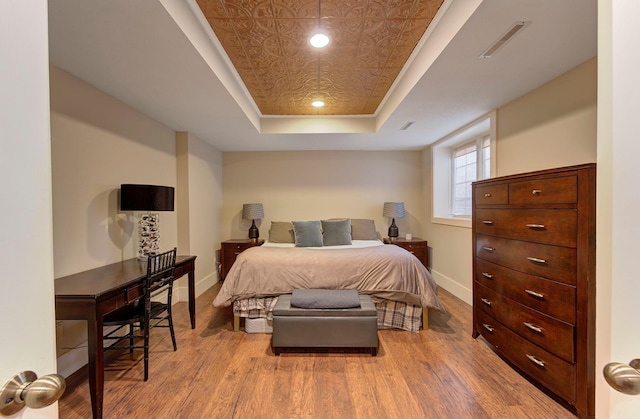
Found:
[196,0,444,115]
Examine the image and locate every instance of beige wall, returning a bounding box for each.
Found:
[177,131,223,290]
[50,66,223,376]
[222,151,425,241]
[497,57,597,176]
[50,66,179,276]
[424,57,598,304]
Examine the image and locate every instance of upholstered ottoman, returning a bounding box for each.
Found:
[272,290,378,356]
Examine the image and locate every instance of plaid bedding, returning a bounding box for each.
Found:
[232,296,423,332]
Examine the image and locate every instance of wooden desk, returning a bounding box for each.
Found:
[54,255,196,419]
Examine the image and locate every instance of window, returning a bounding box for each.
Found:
[431,112,495,227]
[452,135,491,217]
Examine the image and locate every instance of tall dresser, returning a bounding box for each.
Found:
[471,163,595,418]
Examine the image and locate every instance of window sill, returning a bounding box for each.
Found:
[431,216,472,229]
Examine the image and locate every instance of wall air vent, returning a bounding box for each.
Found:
[479,21,531,59]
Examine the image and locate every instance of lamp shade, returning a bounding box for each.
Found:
[383,202,405,218]
[242,203,264,220]
[120,184,174,211]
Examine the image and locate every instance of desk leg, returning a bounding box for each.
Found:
[188,269,196,329]
[87,307,104,419]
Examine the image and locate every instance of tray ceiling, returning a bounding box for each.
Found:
[196,0,444,116]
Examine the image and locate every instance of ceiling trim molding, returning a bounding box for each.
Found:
[164,0,481,135]
[161,0,262,131]
[261,115,377,134]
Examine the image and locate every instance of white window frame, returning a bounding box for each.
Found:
[431,111,496,228]
[451,135,491,217]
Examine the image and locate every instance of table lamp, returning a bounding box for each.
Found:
[242,203,264,241]
[383,202,405,242]
[121,184,174,259]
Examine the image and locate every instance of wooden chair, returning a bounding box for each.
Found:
[103,248,177,381]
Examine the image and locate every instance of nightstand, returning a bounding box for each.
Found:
[220,239,264,281]
[388,238,428,268]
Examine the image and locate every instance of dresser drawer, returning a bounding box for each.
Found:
[475,259,576,324]
[509,175,577,205]
[476,234,577,285]
[475,283,574,362]
[475,309,576,403]
[475,184,508,205]
[475,209,577,247]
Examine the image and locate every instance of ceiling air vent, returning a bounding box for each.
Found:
[479,21,531,59]
[400,121,415,131]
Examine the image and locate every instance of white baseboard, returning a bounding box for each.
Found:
[431,269,472,306]
[57,345,88,378]
[175,271,217,302]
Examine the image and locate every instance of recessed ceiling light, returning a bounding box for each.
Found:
[312,100,325,108]
[309,32,330,48]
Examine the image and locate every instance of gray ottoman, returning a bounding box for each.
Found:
[272,293,378,356]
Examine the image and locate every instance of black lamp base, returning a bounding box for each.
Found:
[388,218,399,242]
[248,220,259,241]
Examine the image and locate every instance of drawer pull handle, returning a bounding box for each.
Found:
[482,323,495,332]
[527,256,547,264]
[532,189,542,195]
[483,246,495,252]
[524,322,544,333]
[525,289,545,299]
[481,298,492,307]
[526,354,546,368]
[484,193,492,197]
[482,220,494,225]
[482,272,494,279]
[526,224,546,229]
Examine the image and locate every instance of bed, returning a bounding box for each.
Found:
[212,219,445,332]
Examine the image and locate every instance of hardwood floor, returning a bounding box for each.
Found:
[58,284,576,418]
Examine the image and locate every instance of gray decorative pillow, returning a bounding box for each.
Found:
[291,289,360,309]
[292,220,324,247]
[351,218,378,240]
[321,219,352,246]
[269,221,294,243]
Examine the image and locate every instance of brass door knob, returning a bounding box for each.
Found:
[0,371,66,416]
[603,359,640,395]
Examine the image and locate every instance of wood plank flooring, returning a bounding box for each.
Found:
[58,284,576,418]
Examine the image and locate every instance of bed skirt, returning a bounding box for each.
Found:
[232,296,424,333]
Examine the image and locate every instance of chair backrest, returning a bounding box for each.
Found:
[146,248,177,296]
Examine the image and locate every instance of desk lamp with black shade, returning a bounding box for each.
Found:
[121,184,174,260]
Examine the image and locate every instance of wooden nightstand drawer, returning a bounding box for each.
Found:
[220,239,264,281]
[391,238,428,268]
